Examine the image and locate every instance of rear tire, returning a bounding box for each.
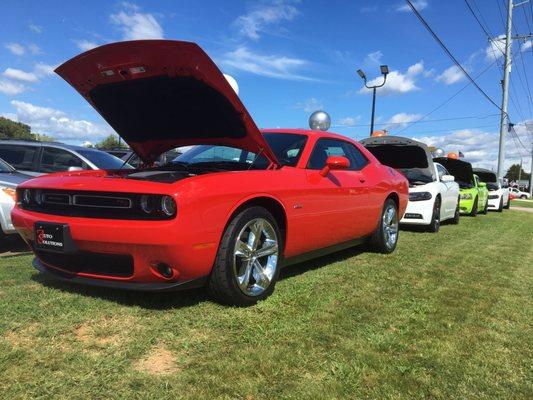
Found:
[208,206,282,306]
[427,197,441,233]
[370,198,399,254]
[451,199,460,224]
[470,197,478,217]
[520,195,527,199]
[504,198,510,209]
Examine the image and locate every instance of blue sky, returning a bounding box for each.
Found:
[0,0,531,171]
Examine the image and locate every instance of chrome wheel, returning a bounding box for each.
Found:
[233,218,279,297]
[383,203,398,249]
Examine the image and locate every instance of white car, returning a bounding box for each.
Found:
[473,168,510,211]
[509,187,530,199]
[0,158,31,241]
[361,136,460,232]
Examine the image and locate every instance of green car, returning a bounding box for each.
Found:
[434,157,489,216]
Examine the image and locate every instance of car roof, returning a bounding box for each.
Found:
[260,128,357,142]
[0,139,92,152]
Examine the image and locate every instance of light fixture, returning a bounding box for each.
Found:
[356,69,366,80]
[380,65,389,75]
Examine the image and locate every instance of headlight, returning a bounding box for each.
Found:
[161,196,177,216]
[22,189,32,205]
[460,193,473,200]
[409,191,432,201]
[140,194,156,213]
[1,187,16,202]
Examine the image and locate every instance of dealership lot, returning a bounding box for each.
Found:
[0,210,531,399]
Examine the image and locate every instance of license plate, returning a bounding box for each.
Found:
[35,222,66,252]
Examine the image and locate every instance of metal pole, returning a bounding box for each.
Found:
[529,147,533,196]
[518,157,522,181]
[496,0,513,180]
[370,87,376,137]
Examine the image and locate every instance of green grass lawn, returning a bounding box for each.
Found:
[513,199,533,208]
[1,211,532,399]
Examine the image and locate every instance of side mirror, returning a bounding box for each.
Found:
[68,166,84,172]
[320,156,350,177]
[478,182,486,188]
[441,174,455,182]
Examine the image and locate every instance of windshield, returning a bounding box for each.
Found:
[171,133,307,169]
[78,149,132,169]
[486,182,499,190]
[0,157,15,172]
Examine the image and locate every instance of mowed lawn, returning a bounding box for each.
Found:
[0,211,531,399]
[513,199,533,209]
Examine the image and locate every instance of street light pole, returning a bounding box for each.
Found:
[357,65,389,137]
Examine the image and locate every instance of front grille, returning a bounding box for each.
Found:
[488,194,499,199]
[35,249,134,277]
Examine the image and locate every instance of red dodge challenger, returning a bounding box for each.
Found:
[12,40,408,305]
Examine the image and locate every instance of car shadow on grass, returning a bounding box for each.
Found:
[0,235,31,256]
[29,244,369,310]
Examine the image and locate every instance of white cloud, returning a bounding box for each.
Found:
[5,43,25,56]
[386,112,423,128]
[110,3,163,40]
[436,65,465,85]
[29,24,43,34]
[486,35,505,61]
[2,68,38,83]
[365,50,383,66]
[337,116,361,126]
[27,44,42,55]
[220,46,315,81]
[294,98,323,113]
[235,0,299,40]
[33,63,55,77]
[521,40,532,52]
[75,40,99,51]
[397,0,428,12]
[359,61,424,96]
[416,121,532,171]
[8,100,112,140]
[0,80,26,95]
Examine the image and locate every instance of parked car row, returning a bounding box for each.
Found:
[6,40,518,306]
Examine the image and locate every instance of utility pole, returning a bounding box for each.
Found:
[496,0,513,180]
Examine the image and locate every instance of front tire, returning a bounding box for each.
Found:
[428,197,441,233]
[504,198,510,209]
[208,206,282,306]
[470,197,478,217]
[451,199,460,224]
[482,199,488,215]
[370,198,399,254]
[497,198,503,212]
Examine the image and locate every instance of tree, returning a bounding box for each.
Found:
[505,164,531,181]
[0,117,33,139]
[95,134,128,150]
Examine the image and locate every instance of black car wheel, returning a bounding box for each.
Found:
[370,198,399,254]
[470,196,478,217]
[428,197,441,233]
[497,198,503,212]
[482,199,488,215]
[451,198,460,224]
[208,206,282,306]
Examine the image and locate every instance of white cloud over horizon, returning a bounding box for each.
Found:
[4,100,112,140]
[75,39,99,52]
[397,0,428,12]
[386,112,423,129]
[436,65,466,85]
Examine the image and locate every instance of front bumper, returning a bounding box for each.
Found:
[400,199,433,225]
[487,194,501,209]
[12,206,218,286]
[33,258,207,291]
[0,199,17,234]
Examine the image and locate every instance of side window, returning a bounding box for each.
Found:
[436,164,448,179]
[0,145,38,171]
[307,139,368,171]
[39,147,85,173]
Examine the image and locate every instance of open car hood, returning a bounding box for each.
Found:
[434,157,473,184]
[55,40,279,165]
[473,168,497,183]
[360,136,436,182]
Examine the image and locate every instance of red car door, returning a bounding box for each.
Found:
[297,138,372,252]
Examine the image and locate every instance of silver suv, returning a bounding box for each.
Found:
[0,140,130,176]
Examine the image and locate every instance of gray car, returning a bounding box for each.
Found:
[0,157,32,238]
[0,140,130,176]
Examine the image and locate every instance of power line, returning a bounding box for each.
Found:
[397,60,500,133]
[406,0,504,112]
